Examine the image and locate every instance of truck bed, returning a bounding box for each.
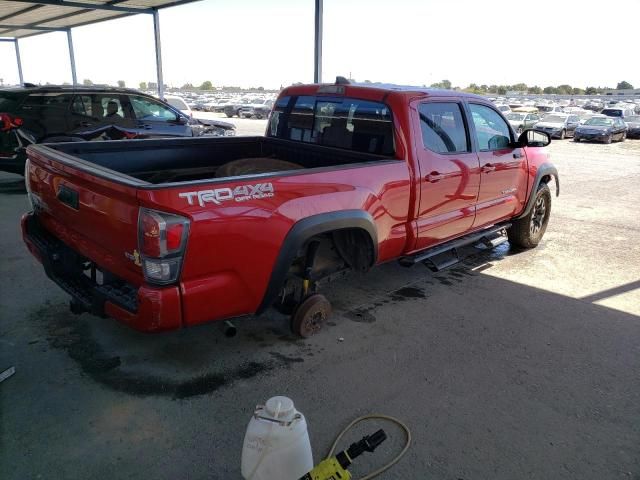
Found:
[46,136,394,186]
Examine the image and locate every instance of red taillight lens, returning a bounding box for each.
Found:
[138,208,190,285]
[166,223,184,251]
[0,113,24,132]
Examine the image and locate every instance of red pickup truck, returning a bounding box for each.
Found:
[22,81,558,336]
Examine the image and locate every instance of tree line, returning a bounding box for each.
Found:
[430,79,635,95]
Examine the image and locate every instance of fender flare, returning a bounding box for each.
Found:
[516,163,559,219]
[256,210,378,314]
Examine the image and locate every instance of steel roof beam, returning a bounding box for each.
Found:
[8,1,153,14]
[0,24,67,31]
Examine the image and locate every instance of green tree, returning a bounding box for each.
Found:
[181,83,194,90]
[430,79,452,89]
[572,87,585,95]
[616,81,633,90]
[543,86,558,94]
[82,79,93,86]
[199,80,213,90]
[497,86,507,95]
[585,86,598,95]
[117,80,126,88]
[511,83,528,92]
[528,85,542,94]
[556,84,573,95]
[139,81,147,90]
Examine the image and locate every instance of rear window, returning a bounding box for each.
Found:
[267,95,395,155]
[601,109,622,117]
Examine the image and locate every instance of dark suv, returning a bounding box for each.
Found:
[0,85,236,175]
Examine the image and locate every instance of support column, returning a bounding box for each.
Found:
[152,8,164,98]
[314,0,323,83]
[67,29,77,85]
[14,39,24,85]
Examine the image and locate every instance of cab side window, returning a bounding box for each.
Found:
[469,104,512,151]
[418,102,469,154]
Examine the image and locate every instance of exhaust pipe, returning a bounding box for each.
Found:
[224,320,237,338]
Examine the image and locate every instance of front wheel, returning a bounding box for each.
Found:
[620,132,626,142]
[605,135,612,144]
[559,129,566,140]
[508,183,551,249]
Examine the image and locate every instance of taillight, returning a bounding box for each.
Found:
[138,208,190,285]
[0,113,24,132]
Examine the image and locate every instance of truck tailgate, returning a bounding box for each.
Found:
[26,145,143,286]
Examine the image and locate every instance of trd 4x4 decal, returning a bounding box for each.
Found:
[179,183,275,206]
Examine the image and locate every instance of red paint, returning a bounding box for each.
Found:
[22,84,553,332]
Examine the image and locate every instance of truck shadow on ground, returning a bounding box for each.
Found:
[33,240,637,400]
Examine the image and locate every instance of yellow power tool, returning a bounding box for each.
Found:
[298,429,387,480]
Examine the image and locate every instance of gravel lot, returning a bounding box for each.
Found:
[1,136,639,479]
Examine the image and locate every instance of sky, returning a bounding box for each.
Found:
[1,0,639,90]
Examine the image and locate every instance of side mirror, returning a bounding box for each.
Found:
[517,129,551,147]
[177,115,189,125]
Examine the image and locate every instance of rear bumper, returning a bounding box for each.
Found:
[22,213,182,332]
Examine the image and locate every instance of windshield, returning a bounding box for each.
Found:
[601,109,622,117]
[541,115,567,124]
[166,97,188,110]
[585,117,614,126]
[506,113,525,121]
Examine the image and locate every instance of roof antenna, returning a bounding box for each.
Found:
[335,76,350,85]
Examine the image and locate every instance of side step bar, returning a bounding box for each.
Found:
[398,223,511,271]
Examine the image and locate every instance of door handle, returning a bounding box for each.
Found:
[481,163,496,173]
[513,150,524,159]
[426,171,445,183]
[79,122,92,127]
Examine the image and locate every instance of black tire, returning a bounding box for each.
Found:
[225,112,234,118]
[573,137,580,142]
[620,132,626,142]
[605,135,612,144]
[507,183,551,249]
[559,129,566,140]
[291,294,331,338]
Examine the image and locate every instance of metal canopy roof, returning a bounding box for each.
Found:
[0,0,199,39]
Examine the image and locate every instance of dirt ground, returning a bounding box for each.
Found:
[1,136,639,479]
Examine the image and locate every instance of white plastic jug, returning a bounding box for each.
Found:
[241,396,313,480]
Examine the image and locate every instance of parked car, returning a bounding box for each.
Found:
[238,99,274,119]
[601,107,635,118]
[165,95,193,117]
[574,115,627,143]
[495,104,512,115]
[506,112,540,133]
[21,81,557,335]
[223,98,252,117]
[0,85,235,175]
[533,114,581,139]
[624,115,640,138]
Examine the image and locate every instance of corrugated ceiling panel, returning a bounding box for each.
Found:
[41,9,125,27]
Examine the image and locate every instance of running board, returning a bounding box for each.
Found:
[398,223,511,270]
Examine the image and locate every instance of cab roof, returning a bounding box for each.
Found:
[281,79,487,104]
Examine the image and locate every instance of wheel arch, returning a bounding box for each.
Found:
[256,210,378,314]
[516,163,559,220]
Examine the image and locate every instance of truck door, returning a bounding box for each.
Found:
[466,103,528,228]
[412,100,481,251]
